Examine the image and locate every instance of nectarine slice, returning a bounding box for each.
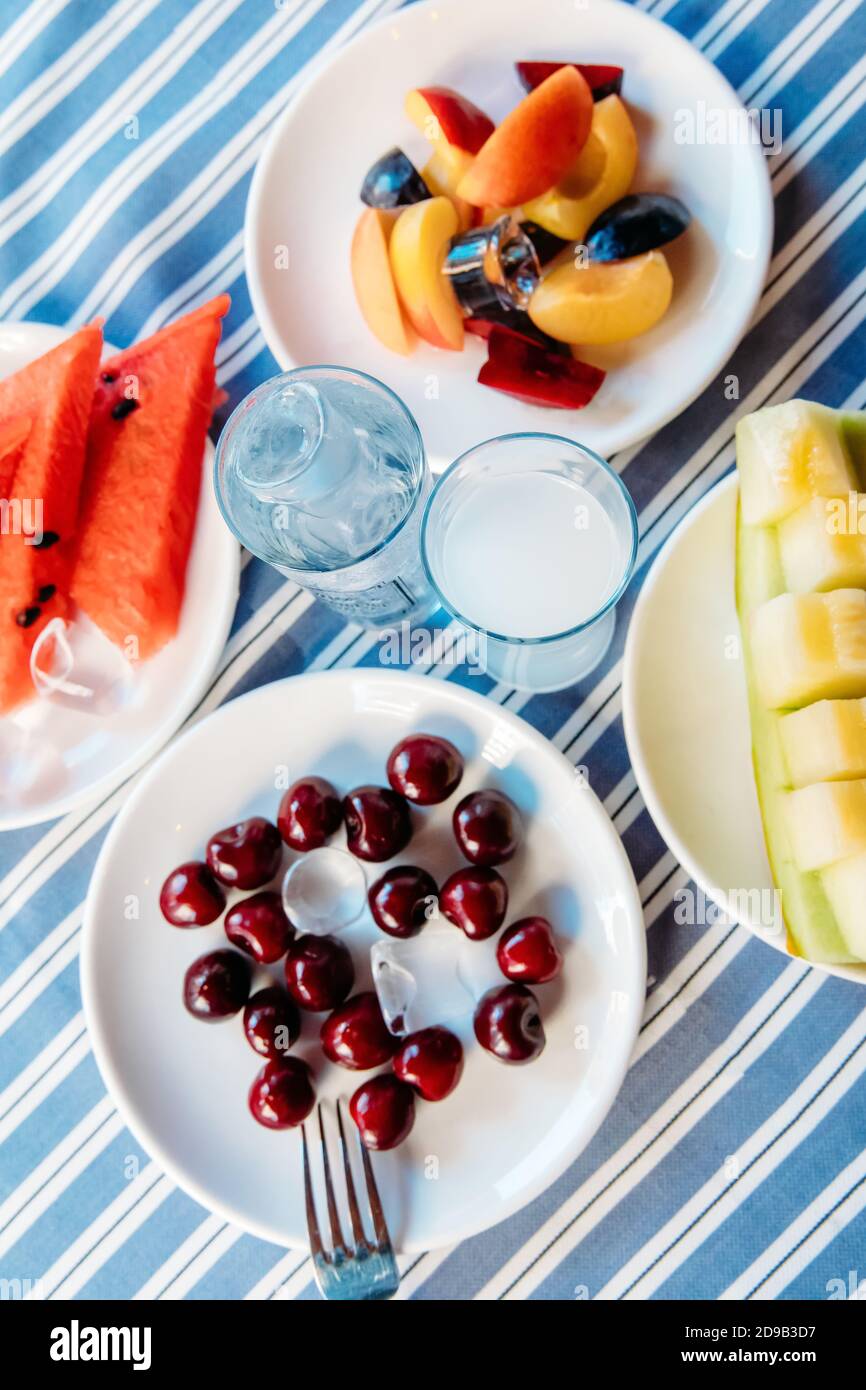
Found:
[522,95,638,242]
[405,87,494,155]
[351,208,415,356]
[456,66,593,208]
[389,197,464,351]
[421,148,475,232]
[528,251,673,345]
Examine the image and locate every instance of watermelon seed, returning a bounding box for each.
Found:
[101,371,119,383]
[37,584,56,603]
[32,531,60,550]
[111,398,139,420]
[15,606,41,628]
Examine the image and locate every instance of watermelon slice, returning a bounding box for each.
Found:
[71,295,230,661]
[0,416,31,501]
[0,324,103,713]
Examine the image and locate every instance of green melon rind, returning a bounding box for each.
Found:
[735,439,859,965]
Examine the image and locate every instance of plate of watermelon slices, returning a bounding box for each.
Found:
[0,299,240,830]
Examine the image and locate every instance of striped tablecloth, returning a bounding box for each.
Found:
[1,0,865,1304]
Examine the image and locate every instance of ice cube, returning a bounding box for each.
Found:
[282,847,367,936]
[29,615,134,714]
[371,925,488,1037]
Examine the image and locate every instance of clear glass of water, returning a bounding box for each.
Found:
[214,367,437,626]
[421,433,638,692]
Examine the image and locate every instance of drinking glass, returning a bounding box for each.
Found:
[421,433,638,692]
[214,367,437,626]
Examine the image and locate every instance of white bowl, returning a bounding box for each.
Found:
[246,0,773,466]
[623,474,866,986]
[82,668,646,1251]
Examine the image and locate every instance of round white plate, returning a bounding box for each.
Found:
[623,474,866,985]
[0,321,240,830]
[246,0,772,467]
[81,669,646,1252]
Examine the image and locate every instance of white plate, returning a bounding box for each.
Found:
[246,0,772,467]
[81,669,646,1251]
[0,321,240,830]
[623,474,866,985]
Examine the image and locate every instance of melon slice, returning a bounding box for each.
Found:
[750,589,866,710]
[820,853,866,959]
[71,295,229,660]
[734,402,866,965]
[0,323,103,713]
[0,416,31,499]
[736,512,852,962]
[778,494,866,592]
[784,779,866,872]
[779,698,866,787]
[736,399,856,528]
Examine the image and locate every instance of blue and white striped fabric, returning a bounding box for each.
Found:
[1,0,865,1303]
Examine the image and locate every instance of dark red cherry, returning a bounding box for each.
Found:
[368,865,438,938]
[350,1074,415,1150]
[243,985,301,1059]
[183,949,250,1021]
[248,1058,315,1129]
[284,934,354,1012]
[386,733,463,805]
[453,789,522,866]
[343,786,412,862]
[473,983,545,1063]
[497,916,563,984]
[206,816,282,889]
[394,1026,464,1101]
[277,776,342,851]
[159,860,226,926]
[321,991,397,1070]
[439,866,508,940]
[224,891,294,964]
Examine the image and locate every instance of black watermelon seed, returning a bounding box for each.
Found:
[33,531,60,550]
[15,606,41,628]
[37,584,56,603]
[111,397,139,420]
[101,370,119,383]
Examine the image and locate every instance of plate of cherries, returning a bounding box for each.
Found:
[82,669,645,1252]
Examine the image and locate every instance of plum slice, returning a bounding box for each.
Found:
[515,61,624,101]
[465,313,569,356]
[360,147,431,209]
[520,219,569,267]
[586,193,691,262]
[478,327,606,410]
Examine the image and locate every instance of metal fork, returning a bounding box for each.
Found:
[302,1099,400,1301]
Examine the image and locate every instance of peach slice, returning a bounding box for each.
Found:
[405,87,494,155]
[522,95,638,242]
[351,208,415,356]
[456,67,593,208]
[528,251,673,345]
[389,196,464,351]
[421,148,475,232]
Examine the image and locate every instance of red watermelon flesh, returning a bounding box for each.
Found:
[0,323,103,713]
[0,416,31,501]
[71,295,230,661]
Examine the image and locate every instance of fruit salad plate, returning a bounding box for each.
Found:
[81,669,646,1252]
[246,0,772,467]
[0,321,240,830]
[623,474,866,986]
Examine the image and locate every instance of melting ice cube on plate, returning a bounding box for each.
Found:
[371,924,501,1036]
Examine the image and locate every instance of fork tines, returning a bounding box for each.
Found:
[302,1099,399,1301]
